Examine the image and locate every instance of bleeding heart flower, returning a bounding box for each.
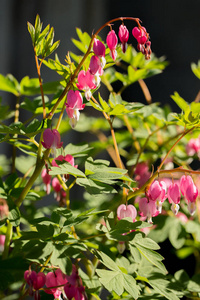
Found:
[118,24,129,53]
[117,204,137,221]
[106,30,118,60]
[65,90,85,128]
[41,128,63,157]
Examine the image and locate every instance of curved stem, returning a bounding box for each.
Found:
[157,126,195,172]
[48,17,141,121]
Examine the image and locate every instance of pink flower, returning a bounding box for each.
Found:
[139,197,159,223]
[186,137,200,157]
[148,180,166,202]
[45,269,67,299]
[65,90,85,128]
[41,128,63,156]
[180,175,194,196]
[52,177,62,193]
[185,182,198,203]
[24,270,46,299]
[93,38,106,58]
[134,162,150,188]
[132,26,151,60]
[106,30,118,60]
[167,183,181,215]
[185,182,198,215]
[118,24,129,53]
[64,265,86,300]
[0,198,9,219]
[132,26,147,44]
[0,235,5,252]
[176,212,188,224]
[41,168,51,194]
[76,70,96,100]
[117,204,137,221]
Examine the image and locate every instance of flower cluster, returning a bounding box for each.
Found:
[24,265,86,300]
[41,128,77,205]
[132,26,151,59]
[138,175,198,223]
[65,22,151,128]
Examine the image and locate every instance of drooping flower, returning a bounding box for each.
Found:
[117,204,137,221]
[24,270,46,299]
[41,128,63,157]
[185,182,198,215]
[118,24,129,53]
[45,269,67,299]
[93,38,106,58]
[65,90,85,128]
[132,26,151,60]
[64,265,86,300]
[139,197,159,223]
[148,180,167,213]
[167,183,181,215]
[106,30,118,60]
[41,168,52,195]
[180,175,194,197]
[134,162,151,188]
[76,70,96,100]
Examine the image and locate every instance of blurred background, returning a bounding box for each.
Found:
[0,0,200,105]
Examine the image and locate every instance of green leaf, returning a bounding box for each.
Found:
[169,219,186,249]
[76,177,117,195]
[49,162,85,178]
[171,92,190,113]
[191,60,200,79]
[64,143,92,157]
[34,14,42,44]
[148,277,180,300]
[98,93,111,113]
[127,66,148,83]
[27,21,35,44]
[0,74,19,96]
[8,207,21,226]
[95,251,139,298]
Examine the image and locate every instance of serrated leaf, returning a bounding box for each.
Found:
[171,92,190,113]
[148,278,180,300]
[135,244,167,274]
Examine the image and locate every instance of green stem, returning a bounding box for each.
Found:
[15,156,45,207]
[2,221,13,259]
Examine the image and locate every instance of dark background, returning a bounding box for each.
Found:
[1,0,200,107]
